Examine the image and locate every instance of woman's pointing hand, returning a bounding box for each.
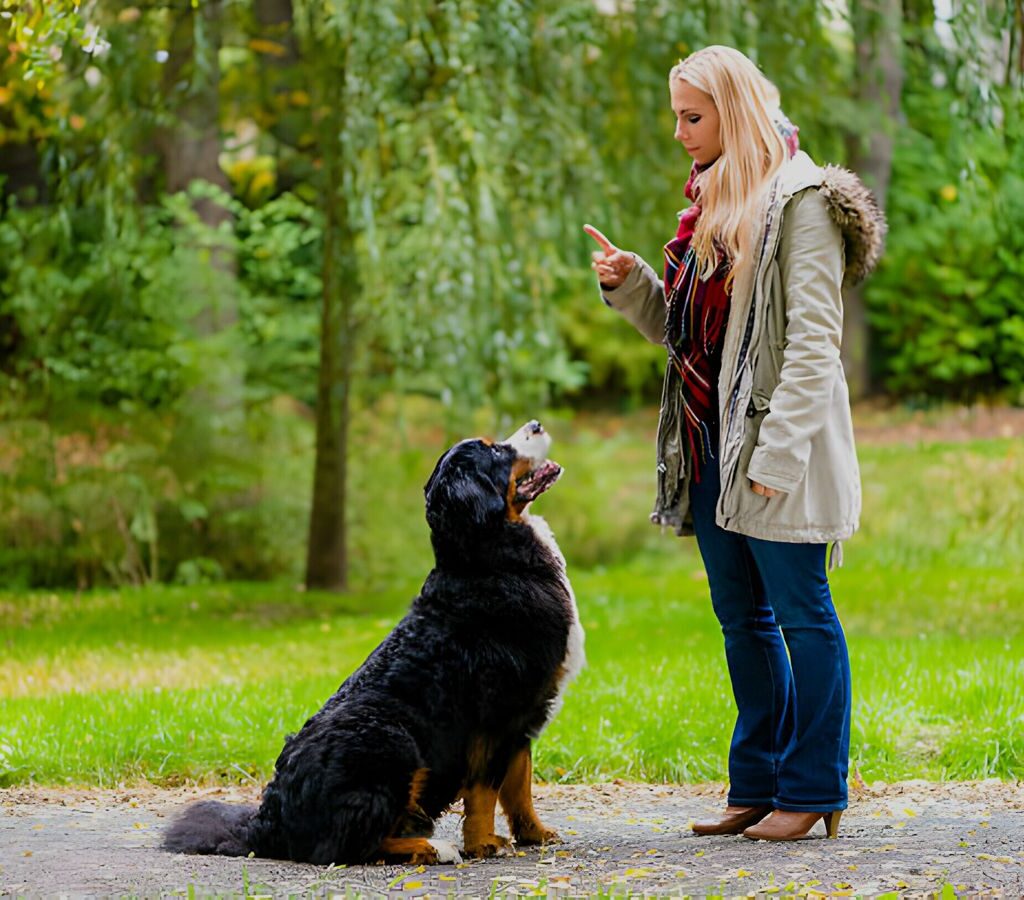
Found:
[584,224,636,288]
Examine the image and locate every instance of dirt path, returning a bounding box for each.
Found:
[2,781,1023,897]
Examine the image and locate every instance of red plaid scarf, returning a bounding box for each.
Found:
[664,116,800,482]
[663,166,731,483]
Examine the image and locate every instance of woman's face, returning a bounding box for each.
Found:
[671,78,722,166]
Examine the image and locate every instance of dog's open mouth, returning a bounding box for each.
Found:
[515,460,563,503]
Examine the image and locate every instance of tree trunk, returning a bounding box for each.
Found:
[252,0,309,189]
[844,0,904,399]
[160,0,236,333]
[304,66,359,592]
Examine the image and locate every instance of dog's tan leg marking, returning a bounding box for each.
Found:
[392,767,434,838]
[461,784,510,858]
[378,836,441,865]
[499,745,560,845]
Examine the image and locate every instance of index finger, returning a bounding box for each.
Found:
[583,223,616,254]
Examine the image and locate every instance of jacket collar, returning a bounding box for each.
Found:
[773,151,888,286]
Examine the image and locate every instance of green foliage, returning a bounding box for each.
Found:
[866,96,1024,401]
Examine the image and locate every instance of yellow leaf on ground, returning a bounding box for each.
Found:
[438,874,455,881]
[736,869,753,877]
[402,881,423,890]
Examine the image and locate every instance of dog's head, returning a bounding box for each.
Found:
[423,421,562,546]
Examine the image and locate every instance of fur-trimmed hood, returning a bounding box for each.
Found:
[778,152,887,286]
[819,164,887,285]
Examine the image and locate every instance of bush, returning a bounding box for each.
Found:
[866,94,1024,403]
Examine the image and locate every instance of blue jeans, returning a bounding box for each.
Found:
[689,453,851,812]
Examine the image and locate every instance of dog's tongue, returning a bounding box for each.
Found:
[515,460,563,503]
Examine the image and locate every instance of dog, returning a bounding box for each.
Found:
[163,420,584,865]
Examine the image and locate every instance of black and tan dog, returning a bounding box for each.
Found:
[163,421,584,865]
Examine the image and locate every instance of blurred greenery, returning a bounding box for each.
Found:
[1,1,1022,587]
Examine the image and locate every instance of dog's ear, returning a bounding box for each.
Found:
[424,452,506,533]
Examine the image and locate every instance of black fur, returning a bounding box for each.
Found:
[163,436,574,864]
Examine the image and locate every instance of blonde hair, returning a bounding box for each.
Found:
[670,46,789,290]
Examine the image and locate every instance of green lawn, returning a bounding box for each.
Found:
[2,415,1022,786]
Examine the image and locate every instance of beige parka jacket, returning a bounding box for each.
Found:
[602,151,886,557]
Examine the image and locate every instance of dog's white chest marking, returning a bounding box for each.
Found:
[523,513,585,735]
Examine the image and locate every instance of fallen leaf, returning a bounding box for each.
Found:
[438,874,455,882]
[402,881,423,890]
[736,869,753,877]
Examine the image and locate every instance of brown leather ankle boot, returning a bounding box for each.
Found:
[691,805,773,836]
[742,809,843,841]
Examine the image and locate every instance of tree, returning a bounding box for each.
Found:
[844,0,904,398]
[298,0,601,590]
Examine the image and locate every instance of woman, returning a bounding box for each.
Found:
[585,45,884,841]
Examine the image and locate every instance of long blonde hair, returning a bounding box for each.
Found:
[670,46,790,290]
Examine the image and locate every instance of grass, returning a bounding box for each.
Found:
[1,410,1022,787]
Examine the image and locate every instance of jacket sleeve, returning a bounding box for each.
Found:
[599,254,666,345]
[746,188,845,493]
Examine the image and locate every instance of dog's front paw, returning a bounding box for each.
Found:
[464,833,512,859]
[514,824,561,846]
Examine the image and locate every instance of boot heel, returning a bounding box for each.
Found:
[823,811,842,838]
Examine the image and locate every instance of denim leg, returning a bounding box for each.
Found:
[746,537,852,812]
[689,465,794,807]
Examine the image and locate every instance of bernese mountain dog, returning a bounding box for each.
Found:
[163,420,584,865]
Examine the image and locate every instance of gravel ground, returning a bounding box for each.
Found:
[2,781,1023,897]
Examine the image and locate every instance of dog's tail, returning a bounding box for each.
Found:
[163,800,258,857]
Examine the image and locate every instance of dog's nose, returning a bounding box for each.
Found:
[527,420,544,435]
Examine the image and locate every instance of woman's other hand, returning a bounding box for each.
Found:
[749,480,781,498]
[584,224,636,288]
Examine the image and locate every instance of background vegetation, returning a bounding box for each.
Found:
[2,0,1022,587]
